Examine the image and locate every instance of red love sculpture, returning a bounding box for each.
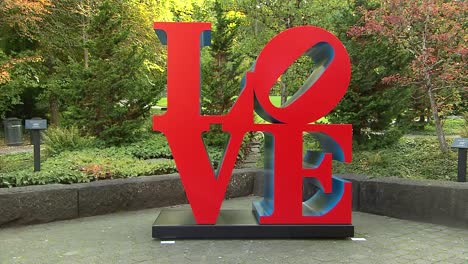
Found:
[153,22,352,227]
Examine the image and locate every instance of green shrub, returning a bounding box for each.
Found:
[0,152,34,174]
[357,127,405,150]
[0,147,177,188]
[202,125,230,148]
[124,133,172,159]
[56,148,177,179]
[43,126,95,156]
[0,130,255,188]
[254,134,459,181]
[0,157,92,188]
[333,136,458,181]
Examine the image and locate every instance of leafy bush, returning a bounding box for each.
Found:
[356,127,405,150]
[0,152,36,175]
[0,147,177,188]
[0,154,92,187]
[333,136,458,181]
[124,133,172,159]
[202,124,230,148]
[0,131,255,188]
[252,134,459,181]
[43,126,95,156]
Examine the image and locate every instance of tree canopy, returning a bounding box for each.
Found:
[0,0,466,150]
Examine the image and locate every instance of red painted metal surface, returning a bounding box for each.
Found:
[153,22,352,225]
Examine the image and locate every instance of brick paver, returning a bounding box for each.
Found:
[0,196,466,264]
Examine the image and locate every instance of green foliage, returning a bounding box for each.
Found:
[254,134,460,181]
[0,147,177,188]
[0,151,91,187]
[203,135,249,169]
[0,51,42,118]
[356,127,405,150]
[333,136,459,181]
[0,152,34,174]
[202,125,230,148]
[43,126,95,156]
[0,130,253,188]
[124,133,173,160]
[205,146,225,169]
[57,0,164,145]
[156,98,167,107]
[409,118,465,136]
[443,118,465,136]
[201,125,254,168]
[200,0,246,115]
[460,113,468,137]
[327,5,412,148]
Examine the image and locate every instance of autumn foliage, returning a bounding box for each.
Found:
[348,0,467,152]
[0,0,53,38]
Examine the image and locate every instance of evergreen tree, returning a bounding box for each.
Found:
[61,0,164,145]
[200,0,246,116]
[327,2,412,149]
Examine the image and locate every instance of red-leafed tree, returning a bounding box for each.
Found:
[349,0,467,153]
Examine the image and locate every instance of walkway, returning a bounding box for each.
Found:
[0,145,34,155]
[0,196,466,264]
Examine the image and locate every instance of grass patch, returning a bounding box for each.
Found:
[410,118,464,136]
[156,97,167,106]
[0,152,38,174]
[269,96,282,107]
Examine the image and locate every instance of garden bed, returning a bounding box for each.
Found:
[0,133,241,188]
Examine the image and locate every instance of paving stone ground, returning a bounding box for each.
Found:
[0,196,467,264]
[0,145,34,155]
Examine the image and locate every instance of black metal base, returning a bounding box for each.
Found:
[152,209,354,239]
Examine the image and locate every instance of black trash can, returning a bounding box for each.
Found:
[3,118,23,146]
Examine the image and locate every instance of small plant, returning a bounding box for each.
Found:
[43,126,95,156]
[367,151,386,166]
[124,133,172,159]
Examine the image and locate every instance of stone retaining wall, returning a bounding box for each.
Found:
[353,175,468,228]
[0,169,260,227]
[1,169,466,228]
[253,173,468,228]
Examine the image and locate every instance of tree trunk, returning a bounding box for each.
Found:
[279,81,287,106]
[82,0,90,69]
[84,46,89,69]
[49,94,60,126]
[421,15,448,153]
[427,86,448,153]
